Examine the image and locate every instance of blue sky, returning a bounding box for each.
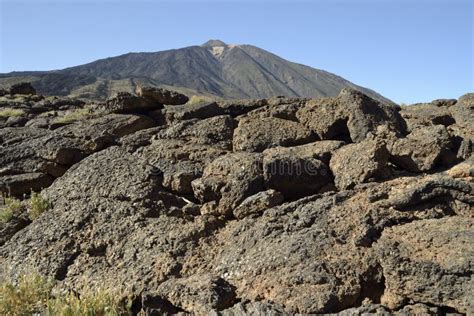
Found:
[0,0,472,103]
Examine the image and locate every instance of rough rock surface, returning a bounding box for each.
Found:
[136,86,189,105]
[0,87,473,314]
[388,124,456,172]
[9,82,37,95]
[233,116,315,152]
[330,139,390,190]
[297,88,406,142]
[104,92,162,113]
[375,217,473,313]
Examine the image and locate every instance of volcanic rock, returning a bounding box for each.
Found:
[9,82,36,95]
[136,86,189,105]
[233,116,316,152]
[297,88,406,142]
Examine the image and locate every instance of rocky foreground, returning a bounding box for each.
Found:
[0,83,473,315]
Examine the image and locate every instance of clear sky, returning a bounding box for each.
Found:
[0,0,472,103]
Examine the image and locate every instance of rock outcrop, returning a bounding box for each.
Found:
[0,87,472,314]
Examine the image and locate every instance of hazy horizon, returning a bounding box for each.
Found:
[1,0,472,103]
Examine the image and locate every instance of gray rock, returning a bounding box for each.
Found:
[297,88,406,142]
[156,115,235,150]
[5,116,28,127]
[191,152,263,216]
[233,189,284,219]
[155,274,236,314]
[233,116,316,152]
[163,102,224,123]
[263,140,345,165]
[375,217,473,313]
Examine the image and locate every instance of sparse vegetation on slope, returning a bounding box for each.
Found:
[55,108,96,123]
[27,192,51,221]
[0,196,22,223]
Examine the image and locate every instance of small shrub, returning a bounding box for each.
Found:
[0,275,130,316]
[187,95,214,105]
[0,108,25,118]
[28,192,51,220]
[0,275,53,315]
[47,288,130,316]
[55,108,94,123]
[0,196,22,223]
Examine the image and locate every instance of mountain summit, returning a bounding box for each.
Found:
[202,39,229,48]
[0,40,391,103]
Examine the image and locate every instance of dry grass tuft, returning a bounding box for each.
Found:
[0,108,25,118]
[55,108,95,123]
[0,275,131,316]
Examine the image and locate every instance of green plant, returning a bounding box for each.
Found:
[28,192,51,220]
[0,108,25,118]
[0,274,53,315]
[55,108,94,123]
[0,196,22,223]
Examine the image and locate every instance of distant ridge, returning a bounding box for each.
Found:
[0,40,393,104]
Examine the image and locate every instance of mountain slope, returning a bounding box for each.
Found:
[0,40,392,103]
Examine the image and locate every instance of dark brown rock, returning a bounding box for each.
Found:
[9,82,36,95]
[330,139,390,190]
[136,86,189,105]
[104,92,162,114]
[263,151,332,199]
[388,125,456,172]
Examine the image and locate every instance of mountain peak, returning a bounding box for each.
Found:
[202,39,228,48]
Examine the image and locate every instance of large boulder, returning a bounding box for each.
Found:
[233,116,316,152]
[450,93,474,141]
[191,152,264,216]
[183,173,473,314]
[400,101,455,129]
[136,86,189,105]
[155,115,235,150]
[104,92,162,114]
[0,147,223,300]
[297,88,406,142]
[388,124,456,172]
[263,150,333,199]
[330,139,390,190]
[0,114,155,196]
[9,82,36,95]
[136,139,229,196]
[153,274,237,314]
[162,102,225,123]
[375,217,473,313]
